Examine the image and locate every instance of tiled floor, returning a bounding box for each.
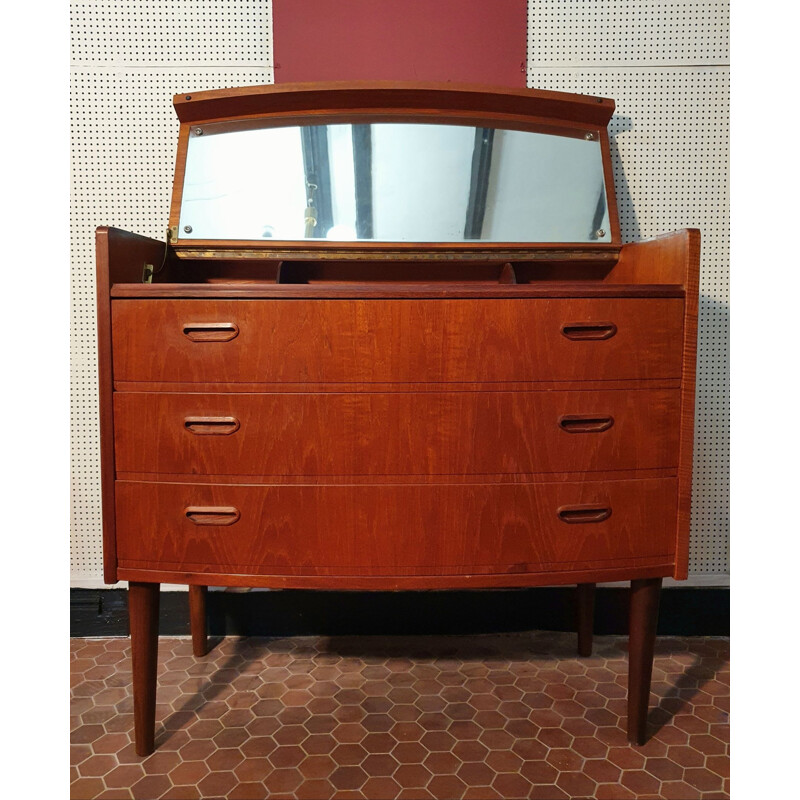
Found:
[70,632,729,799]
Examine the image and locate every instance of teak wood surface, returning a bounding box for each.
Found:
[111,297,683,384]
[115,478,677,577]
[95,83,700,754]
[113,388,680,477]
[96,228,700,589]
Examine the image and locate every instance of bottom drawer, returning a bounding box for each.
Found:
[116,479,676,575]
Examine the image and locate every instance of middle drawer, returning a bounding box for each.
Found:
[115,389,680,477]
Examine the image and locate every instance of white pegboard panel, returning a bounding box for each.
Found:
[528,67,729,576]
[70,1,272,65]
[71,68,273,584]
[527,1,730,66]
[71,5,274,590]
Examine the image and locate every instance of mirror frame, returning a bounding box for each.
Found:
[168,82,620,263]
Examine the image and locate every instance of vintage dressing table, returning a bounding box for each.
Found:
[95,82,699,756]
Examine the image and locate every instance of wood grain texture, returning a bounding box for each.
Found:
[95,227,167,584]
[117,563,673,591]
[128,581,160,756]
[113,389,680,477]
[172,81,616,127]
[628,577,662,745]
[112,379,681,394]
[111,298,683,384]
[115,478,677,576]
[110,283,681,298]
[188,585,208,657]
[613,230,700,579]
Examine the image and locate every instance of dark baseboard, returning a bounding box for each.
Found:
[70,586,729,639]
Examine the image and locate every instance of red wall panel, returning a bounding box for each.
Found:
[273,0,527,87]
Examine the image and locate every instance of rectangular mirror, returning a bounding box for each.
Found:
[178,120,611,243]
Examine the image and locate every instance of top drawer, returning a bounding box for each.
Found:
[112,298,683,384]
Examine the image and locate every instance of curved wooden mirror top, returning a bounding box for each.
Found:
[168,82,620,262]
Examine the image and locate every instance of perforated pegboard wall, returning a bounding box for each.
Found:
[71,2,729,586]
[70,1,274,585]
[528,1,730,578]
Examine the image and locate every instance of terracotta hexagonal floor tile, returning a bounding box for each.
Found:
[168,760,211,786]
[463,787,502,800]
[546,746,585,772]
[485,748,524,774]
[420,730,456,753]
[71,634,729,800]
[363,713,395,733]
[519,760,560,784]
[390,705,423,724]
[272,724,308,746]
[329,764,370,791]
[205,747,244,772]
[358,776,402,799]
[330,742,368,767]
[394,763,434,788]
[666,742,706,768]
[228,782,270,799]
[103,764,146,789]
[264,766,304,794]
[452,739,489,763]
[360,752,398,777]
[422,750,461,775]
[69,777,106,799]
[292,778,334,799]
[492,772,533,798]
[557,771,598,798]
[361,731,397,755]
[332,722,368,744]
[234,757,272,783]
[537,726,574,749]
[684,766,726,793]
[268,744,306,769]
[454,760,495,787]
[582,758,622,784]
[77,754,118,777]
[607,746,647,771]
[429,773,470,798]
[294,753,336,781]
[619,769,661,795]
[130,774,171,799]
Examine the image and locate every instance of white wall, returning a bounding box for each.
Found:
[70,1,729,587]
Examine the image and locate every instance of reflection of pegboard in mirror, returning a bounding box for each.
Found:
[528,3,729,579]
[70,1,729,585]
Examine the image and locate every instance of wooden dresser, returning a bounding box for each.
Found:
[96,83,699,756]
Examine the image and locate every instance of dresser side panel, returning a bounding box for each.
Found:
[96,227,168,585]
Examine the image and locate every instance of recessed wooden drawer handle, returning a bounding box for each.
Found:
[558,505,612,524]
[184,416,241,435]
[558,415,615,434]
[561,322,617,341]
[182,322,239,342]
[185,506,241,526]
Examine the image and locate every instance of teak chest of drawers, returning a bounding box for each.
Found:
[96,82,700,756]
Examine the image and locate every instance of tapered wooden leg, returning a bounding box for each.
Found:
[189,585,208,657]
[576,582,596,657]
[129,581,160,756]
[627,577,662,745]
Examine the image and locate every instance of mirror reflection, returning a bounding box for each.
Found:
[179,121,610,243]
